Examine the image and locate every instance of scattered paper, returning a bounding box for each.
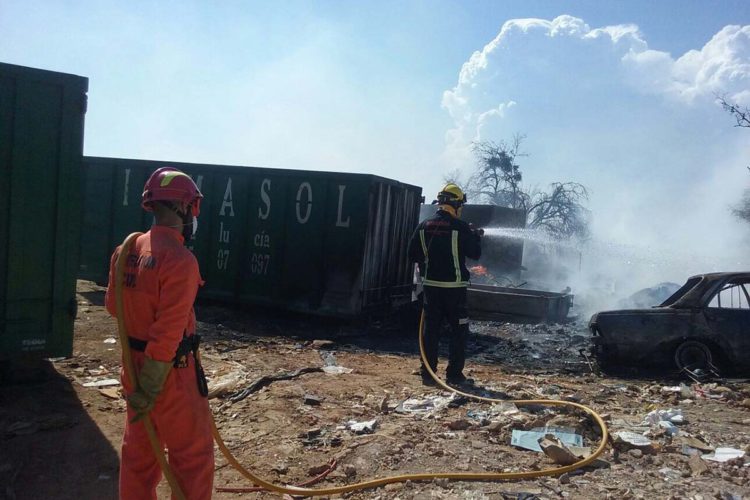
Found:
[347,419,378,434]
[511,427,583,452]
[702,447,746,463]
[661,386,681,394]
[395,395,454,414]
[613,431,653,449]
[643,408,685,426]
[322,366,353,375]
[82,378,120,388]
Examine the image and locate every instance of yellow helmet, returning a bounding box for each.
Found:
[436,183,467,206]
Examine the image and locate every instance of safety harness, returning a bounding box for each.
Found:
[128,333,209,397]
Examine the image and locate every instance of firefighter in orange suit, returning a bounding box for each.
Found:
[105,167,214,500]
[408,184,482,386]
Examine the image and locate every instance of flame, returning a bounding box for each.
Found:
[470,265,488,276]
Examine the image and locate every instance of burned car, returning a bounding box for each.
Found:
[589,273,750,375]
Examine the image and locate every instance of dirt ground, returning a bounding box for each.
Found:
[1,280,750,500]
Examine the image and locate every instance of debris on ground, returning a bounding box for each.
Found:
[702,447,746,463]
[511,427,584,452]
[345,419,378,434]
[394,394,456,415]
[81,378,120,388]
[539,435,586,466]
[612,431,654,452]
[3,280,750,500]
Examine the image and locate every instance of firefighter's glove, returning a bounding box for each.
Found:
[128,357,172,423]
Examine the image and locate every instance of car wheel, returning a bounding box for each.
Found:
[674,340,713,372]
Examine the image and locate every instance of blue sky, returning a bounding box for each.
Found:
[2,0,750,288]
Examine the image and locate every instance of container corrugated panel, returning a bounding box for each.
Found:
[420,203,526,278]
[0,62,88,361]
[79,157,422,316]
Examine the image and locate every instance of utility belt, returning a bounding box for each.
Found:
[128,333,209,397]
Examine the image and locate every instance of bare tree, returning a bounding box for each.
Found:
[469,134,590,239]
[526,182,590,239]
[470,134,528,209]
[717,94,750,128]
[731,167,750,225]
[716,95,750,224]
[733,192,750,223]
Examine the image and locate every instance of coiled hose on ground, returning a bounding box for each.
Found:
[115,232,609,498]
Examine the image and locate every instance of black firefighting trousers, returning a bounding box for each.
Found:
[420,286,469,379]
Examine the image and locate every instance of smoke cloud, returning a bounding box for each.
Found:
[442,16,750,310]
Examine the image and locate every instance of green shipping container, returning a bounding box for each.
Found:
[80,157,422,316]
[0,63,88,362]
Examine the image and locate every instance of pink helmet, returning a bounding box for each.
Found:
[141,167,203,216]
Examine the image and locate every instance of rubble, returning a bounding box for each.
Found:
[688,454,709,476]
[446,419,471,431]
[658,467,682,481]
[612,431,654,453]
[303,394,322,406]
[628,449,643,458]
[675,435,714,453]
[539,436,583,466]
[98,387,121,399]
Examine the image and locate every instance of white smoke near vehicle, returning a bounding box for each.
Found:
[442,16,750,314]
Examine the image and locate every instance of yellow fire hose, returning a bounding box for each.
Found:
[115,232,610,498]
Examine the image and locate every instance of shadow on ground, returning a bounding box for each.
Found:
[0,362,119,500]
[79,290,106,307]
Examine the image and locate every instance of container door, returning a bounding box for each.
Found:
[79,160,115,283]
[0,76,12,346]
[0,68,87,359]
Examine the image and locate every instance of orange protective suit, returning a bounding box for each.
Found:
[106,225,214,500]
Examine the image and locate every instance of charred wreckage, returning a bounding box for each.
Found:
[589,272,750,377]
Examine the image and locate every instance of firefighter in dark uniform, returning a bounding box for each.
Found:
[408,184,483,386]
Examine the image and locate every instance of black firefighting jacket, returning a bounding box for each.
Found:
[407,209,482,287]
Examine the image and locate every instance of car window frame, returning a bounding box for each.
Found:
[660,277,702,307]
[705,279,750,311]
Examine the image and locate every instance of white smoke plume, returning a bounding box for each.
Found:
[442,16,750,311]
